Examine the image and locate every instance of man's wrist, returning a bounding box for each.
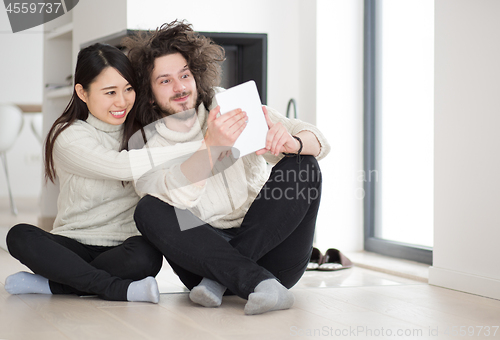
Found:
[283,135,303,157]
[294,136,302,153]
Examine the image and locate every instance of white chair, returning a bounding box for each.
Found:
[30,113,43,143]
[0,104,24,215]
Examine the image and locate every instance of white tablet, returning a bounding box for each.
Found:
[215,80,269,158]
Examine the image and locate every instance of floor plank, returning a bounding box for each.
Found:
[2,198,500,340]
[155,293,348,338]
[295,266,423,290]
[98,297,224,340]
[0,284,68,340]
[2,265,500,339]
[16,294,148,340]
[362,284,500,324]
[314,285,498,339]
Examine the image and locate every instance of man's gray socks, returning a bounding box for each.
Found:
[244,279,294,315]
[5,271,52,295]
[189,277,226,307]
[126,276,160,303]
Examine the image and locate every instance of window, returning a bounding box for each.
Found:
[364,0,434,264]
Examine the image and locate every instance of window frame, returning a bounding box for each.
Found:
[363,0,433,265]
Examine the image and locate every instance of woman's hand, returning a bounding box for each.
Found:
[205,106,247,149]
[256,106,300,156]
[204,105,247,159]
[181,106,246,184]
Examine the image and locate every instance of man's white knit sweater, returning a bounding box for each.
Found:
[50,114,178,246]
[134,94,330,230]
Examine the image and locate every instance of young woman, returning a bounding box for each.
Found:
[5,43,168,303]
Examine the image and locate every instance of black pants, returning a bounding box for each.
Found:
[134,155,322,299]
[6,224,163,301]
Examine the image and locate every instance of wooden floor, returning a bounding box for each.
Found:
[1,200,500,339]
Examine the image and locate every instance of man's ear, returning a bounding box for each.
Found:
[75,84,87,103]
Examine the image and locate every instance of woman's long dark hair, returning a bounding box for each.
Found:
[44,43,138,183]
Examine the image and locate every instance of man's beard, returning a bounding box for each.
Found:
[156,91,196,117]
[166,108,197,122]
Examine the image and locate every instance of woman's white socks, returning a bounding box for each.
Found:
[189,277,226,307]
[126,277,159,303]
[5,271,51,295]
[244,279,294,315]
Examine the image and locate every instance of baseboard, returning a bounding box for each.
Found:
[429,266,500,300]
[345,251,429,283]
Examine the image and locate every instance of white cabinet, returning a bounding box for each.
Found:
[39,0,128,229]
[40,15,74,230]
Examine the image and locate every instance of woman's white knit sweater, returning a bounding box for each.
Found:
[135,93,330,230]
[50,114,179,246]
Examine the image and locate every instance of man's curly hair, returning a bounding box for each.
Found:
[122,20,225,127]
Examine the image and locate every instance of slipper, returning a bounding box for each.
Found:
[317,248,353,271]
[306,247,323,270]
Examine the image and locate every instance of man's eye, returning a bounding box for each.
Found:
[182,74,189,79]
[161,79,170,84]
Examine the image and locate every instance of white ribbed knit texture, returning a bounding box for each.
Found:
[50,114,176,246]
[135,89,330,230]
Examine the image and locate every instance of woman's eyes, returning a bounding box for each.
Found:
[105,87,134,95]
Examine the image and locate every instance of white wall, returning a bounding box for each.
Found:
[430,0,500,299]
[0,10,43,199]
[298,0,317,126]
[72,0,127,68]
[0,10,43,105]
[315,0,364,252]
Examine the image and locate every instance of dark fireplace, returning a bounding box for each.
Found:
[199,32,267,104]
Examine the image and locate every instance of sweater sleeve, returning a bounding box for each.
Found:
[261,106,331,165]
[53,123,200,182]
[134,161,206,209]
[132,142,207,209]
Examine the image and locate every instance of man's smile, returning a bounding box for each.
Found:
[172,92,191,103]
